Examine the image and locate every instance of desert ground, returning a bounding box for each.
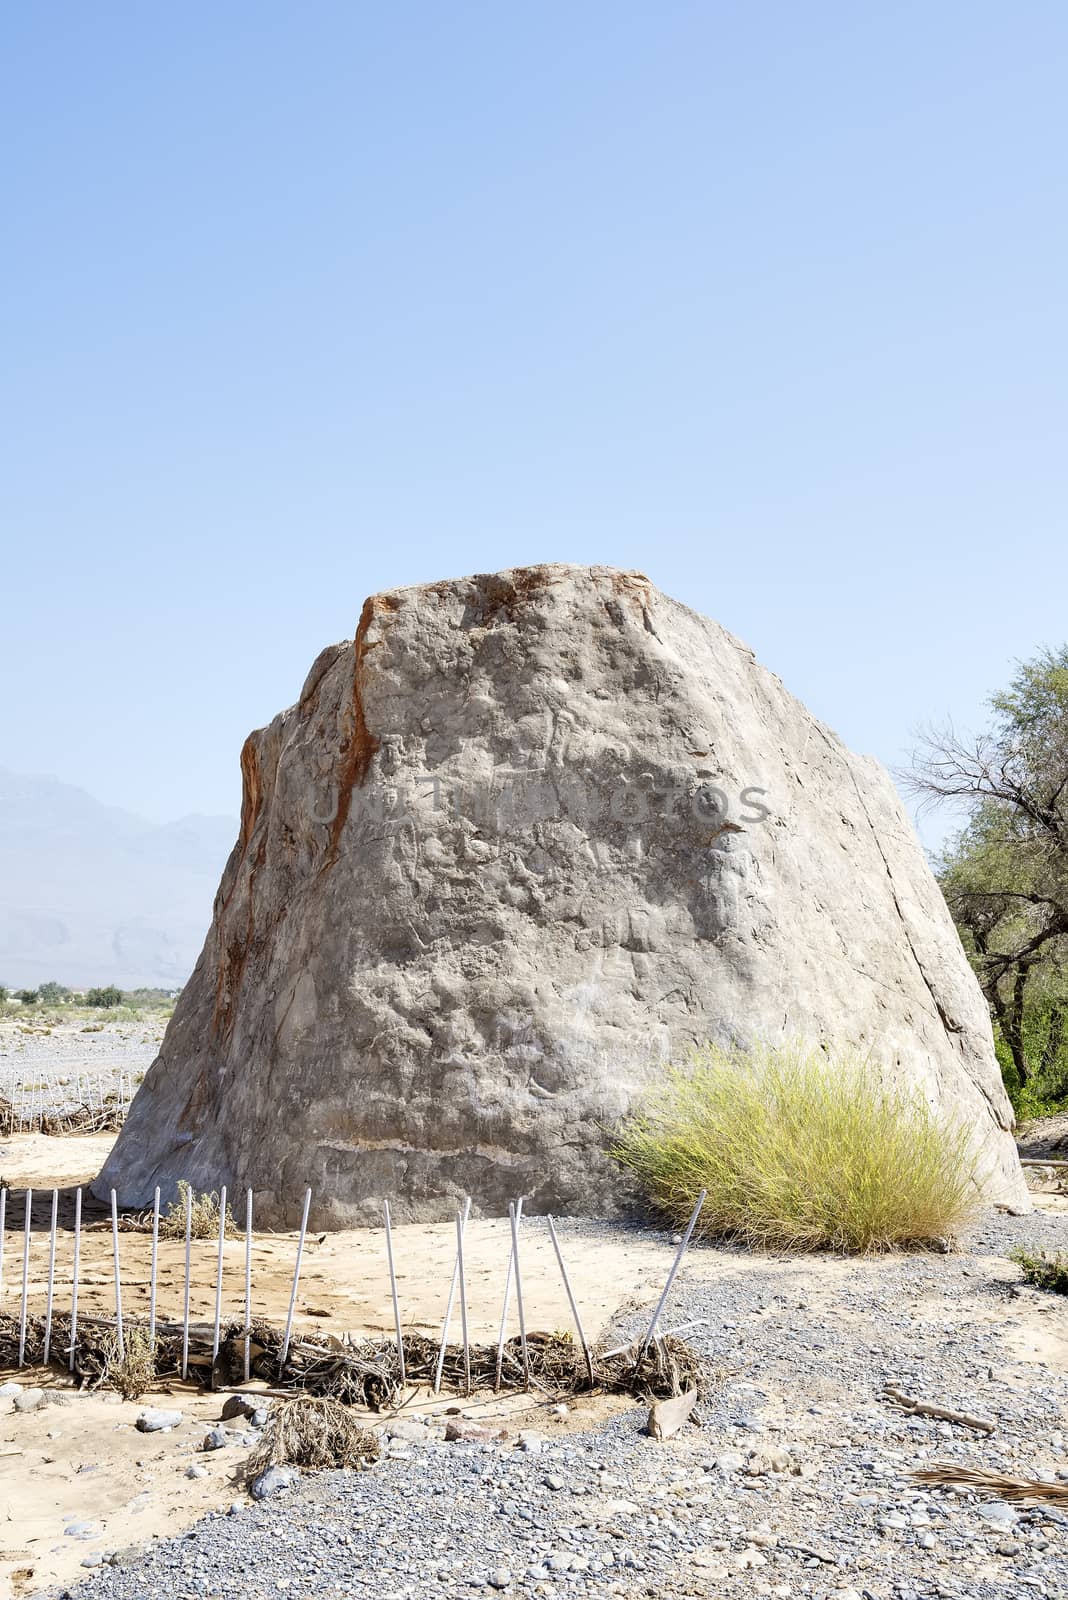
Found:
[1,1127,1067,1600]
[2,1025,1068,1600]
[0,1125,672,1597]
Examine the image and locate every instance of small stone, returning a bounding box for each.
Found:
[745,1447,796,1476]
[691,1551,729,1578]
[517,1431,543,1454]
[489,1570,511,1589]
[731,1548,767,1572]
[444,1419,509,1444]
[976,1502,1017,1529]
[64,1520,103,1540]
[543,1473,567,1491]
[81,1553,105,1569]
[550,1404,569,1418]
[386,1419,435,1445]
[201,1426,229,1452]
[106,1547,139,1568]
[186,1464,208,1479]
[250,1464,298,1500]
[220,1394,259,1421]
[715,1451,746,1473]
[136,1407,183,1432]
[13,1387,44,1413]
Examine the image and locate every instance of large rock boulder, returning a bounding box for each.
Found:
[95,565,1029,1222]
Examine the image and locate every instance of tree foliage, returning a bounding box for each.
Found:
[37,981,71,1003]
[908,647,1068,1110]
[84,984,125,1008]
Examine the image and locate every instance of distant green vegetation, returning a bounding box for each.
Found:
[38,981,72,1003]
[0,981,179,1024]
[614,1041,979,1254]
[84,985,125,1008]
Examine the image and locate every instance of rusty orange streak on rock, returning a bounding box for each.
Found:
[323,594,381,870]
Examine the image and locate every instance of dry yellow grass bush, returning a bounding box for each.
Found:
[614,1041,979,1253]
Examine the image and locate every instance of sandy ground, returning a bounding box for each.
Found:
[3,1133,1068,1599]
[0,1133,668,1598]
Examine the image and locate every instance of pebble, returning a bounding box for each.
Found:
[201,1427,229,1452]
[250,1464,299,1501]
[13,1386,44,1413]
[220,1394,259,1422]
[136,1408,183,1433]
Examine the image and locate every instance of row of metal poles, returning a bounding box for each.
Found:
[0,1065,134,1128]
[0,1184,706,1392]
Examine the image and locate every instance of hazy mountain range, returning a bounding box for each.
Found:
[0,766,237,989]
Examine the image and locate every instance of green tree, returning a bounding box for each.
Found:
[38,981,71,1004]
[84,985,125,1008]
[908,647,1068,1108]
[14,988,40,1004]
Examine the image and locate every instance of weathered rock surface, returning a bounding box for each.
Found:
[94,564,1029,1223]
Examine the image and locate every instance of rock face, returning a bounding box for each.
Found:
[95,564,1029,1223]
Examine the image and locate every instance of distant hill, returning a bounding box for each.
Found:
[0,766,236,988]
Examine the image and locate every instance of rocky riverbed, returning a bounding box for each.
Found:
[0,1018,164,1123]
[33,1209,1068,1600]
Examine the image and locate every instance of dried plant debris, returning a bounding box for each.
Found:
[246,1395,380,1478]
[1,1311,706,1409]
[914,1464,1068,1506]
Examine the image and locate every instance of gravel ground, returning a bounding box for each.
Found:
[0,1019,164,1119]
[45,1209,1068,1600]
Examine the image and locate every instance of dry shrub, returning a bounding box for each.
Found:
[159,1180,238,1240]
[247,1396,380,1477]
[100,1325,156,1399]
[614,1041,979,1253]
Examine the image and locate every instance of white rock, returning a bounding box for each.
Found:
[92,564,1029,1222]
[136,1408,183,1432]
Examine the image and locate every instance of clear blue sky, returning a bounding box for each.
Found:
[3,3,1066,854]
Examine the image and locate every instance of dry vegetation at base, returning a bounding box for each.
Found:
[98,1324,157,1399]
[614,1041,979,1253]
[246,1396,381,1476]
[158,1179,239,1240]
